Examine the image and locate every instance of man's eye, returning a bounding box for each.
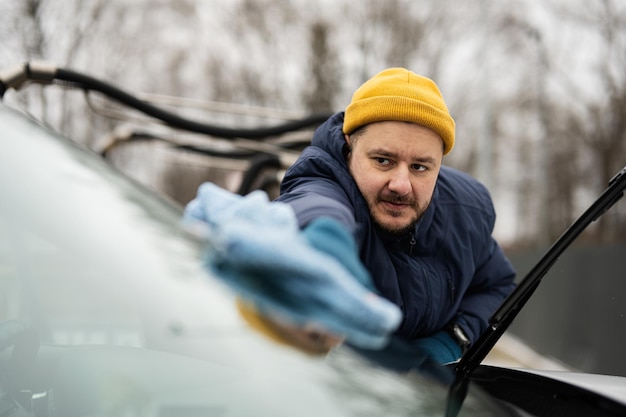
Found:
[412,164,427,171]
[375,157,390,165]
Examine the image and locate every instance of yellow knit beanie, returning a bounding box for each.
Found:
[343,68,455,155]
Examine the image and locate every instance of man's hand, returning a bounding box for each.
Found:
[183,183,402,349]
[409,331,462,365]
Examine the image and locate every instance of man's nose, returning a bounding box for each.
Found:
[387,167,412,196]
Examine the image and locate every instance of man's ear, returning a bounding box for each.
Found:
[343,135,352,161]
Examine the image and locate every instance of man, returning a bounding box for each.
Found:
[276,67,516,363]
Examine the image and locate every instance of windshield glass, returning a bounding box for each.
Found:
[0,108,215,348]
[0,106,508,417]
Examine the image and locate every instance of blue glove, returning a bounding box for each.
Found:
[184,182,297,231]
[409,330,462,365]
[182,183,402,349]
[301,217,376,292]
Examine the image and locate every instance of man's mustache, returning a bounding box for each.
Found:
[378,192,416,205]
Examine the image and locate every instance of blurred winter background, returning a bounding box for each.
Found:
[1,0,625,374]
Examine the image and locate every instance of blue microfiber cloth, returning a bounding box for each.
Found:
[183,183,402,349]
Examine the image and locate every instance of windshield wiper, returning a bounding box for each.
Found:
[446,166,626,417]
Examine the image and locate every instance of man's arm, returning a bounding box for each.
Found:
[183,182,402,349]
[452,239,516,344]
[277,179,357,232]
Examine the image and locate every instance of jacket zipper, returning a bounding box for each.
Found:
[422,265,432,317]
[408,233,416,256]
[410,234,455,310]
[448,276,456,305]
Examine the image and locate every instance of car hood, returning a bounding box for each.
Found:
[520,368,626,405]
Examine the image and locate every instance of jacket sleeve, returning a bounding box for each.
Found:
[278,184,356,233]
[455,236,516,344]
[276,149,357,233]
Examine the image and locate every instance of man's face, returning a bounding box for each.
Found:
[346,121,443,235]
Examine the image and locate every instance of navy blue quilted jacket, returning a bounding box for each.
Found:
[276,112,516,343]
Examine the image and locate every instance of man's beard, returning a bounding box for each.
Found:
[373,217,418,237]
[370,192,427,236]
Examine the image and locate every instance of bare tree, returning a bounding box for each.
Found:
[11,0,48,119]
[2,0,624,246]
[545,0,626,243]
[303,20,340,113]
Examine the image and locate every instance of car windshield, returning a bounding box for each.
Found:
[0,106,510,417]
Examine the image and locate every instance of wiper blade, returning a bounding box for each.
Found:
[446,166,626,417]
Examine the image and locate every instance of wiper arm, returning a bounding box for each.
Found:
[446,166,626,417]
